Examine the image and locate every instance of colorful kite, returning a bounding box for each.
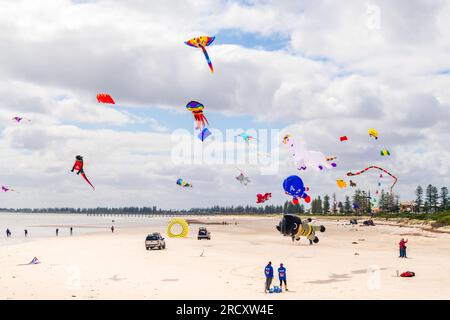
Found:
[71,155,95,190]
[186,101,209,130]
[282,134,336,171]
[283,175,310,204]
[340,136,348,142]
[185,36,215,73]
[97,93,115,104]
[349,180,357,187]
[12,117,31,124]
[368,128,378,140]
[236,132,255,143]
[347,165,397,192]
[256,193,272,204]
[1,186,18,193]
[198,128,212,141]
[380,150,390,156]
[235,169,251,185]
[176,178,193,188]
[276,214,326,243]
[336,179,347,189]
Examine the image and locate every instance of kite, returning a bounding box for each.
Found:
[350,180,357,187]
[176,178,193,188]
[282,134,336,171]
[340,136,348,142]
[380,150,390,156]
[235,169,251,185]
[326,156,337,162]
[256,193,272,204]
[71,155,95,190]
[336,179,347,189]
[2,186,18,193]
[186,101,209,130]
[347,165,397,192]
[353,202,360,210]
[28,257,41,265]
[236,132,255,143]
[167,218,189,238]
[283,175,310,205]
[276,214,326,244]
[12,117,31,124]
[96,93,115,104]
[185,36,215,73]
[368,128,378,139]
[198,128,212,141]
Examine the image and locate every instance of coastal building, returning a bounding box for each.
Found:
[400,201,415,213]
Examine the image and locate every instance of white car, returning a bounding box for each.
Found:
[145,233,166,250]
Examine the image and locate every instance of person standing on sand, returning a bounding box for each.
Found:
[399,238,408,258]
[278,263,288,291]
[56,228,59,237]
[264,261,273,293]
[24,229,28,237]
[70,227,73,236]
[6,228,11,238]
[111,225,115,233]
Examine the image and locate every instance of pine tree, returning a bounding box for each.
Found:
[425,184,433,213]
[440,187,448,211]
[323,195,330,214]
[344,196,351,213]
[415,185,423,213]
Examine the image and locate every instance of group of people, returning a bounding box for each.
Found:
[262,238,409,294]
[264,261,287,293]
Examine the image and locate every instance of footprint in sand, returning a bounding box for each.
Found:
[162,278,179,282]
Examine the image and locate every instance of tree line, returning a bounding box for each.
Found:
[415,185,448,213]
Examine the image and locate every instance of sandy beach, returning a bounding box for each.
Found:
[1,216,450,300]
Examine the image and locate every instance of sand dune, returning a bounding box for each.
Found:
[1,216,449,300]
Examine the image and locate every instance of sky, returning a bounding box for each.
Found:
[0,0,449,209]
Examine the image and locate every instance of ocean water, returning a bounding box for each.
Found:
[0,213,170,245]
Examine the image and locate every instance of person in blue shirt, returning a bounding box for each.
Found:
[264,261,274,293]
[278,263,288,291]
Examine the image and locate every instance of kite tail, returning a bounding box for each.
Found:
[81,172,95,190]
[200,46,214,73]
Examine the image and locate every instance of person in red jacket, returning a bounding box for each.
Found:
[399,238,408,258]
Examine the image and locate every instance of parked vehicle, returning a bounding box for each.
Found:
[197,227,211,240]
[145,232,166,250]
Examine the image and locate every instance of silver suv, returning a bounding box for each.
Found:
[145,232,166,250]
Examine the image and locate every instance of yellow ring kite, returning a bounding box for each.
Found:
[167,218,189,238]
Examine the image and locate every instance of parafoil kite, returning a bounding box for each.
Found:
[283,175,310,204]
[97,93,115,104]
[340,136,348,142]
[282,134,336,171]
[336,179,347,189]
[347,166,397,192]
[235,169,251,185]
[12,117,31,124]
[186,101,209,130]
[256,193,272,204]
[71,155,95,190]
[368,128,378,139]
[380,150,390,156]
[185,36,215,73]
[236,132,255,143]
[276,214,326,243]
[326,156,337,162]
[176,178,193,188]
[198,127,212,141]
